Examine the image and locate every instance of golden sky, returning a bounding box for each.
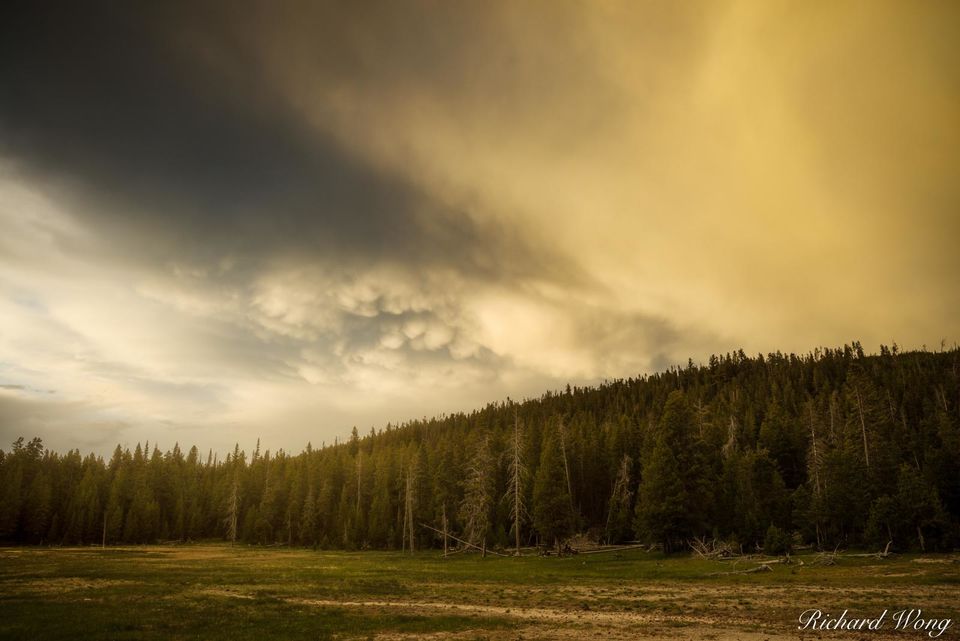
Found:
[0,1,958,453]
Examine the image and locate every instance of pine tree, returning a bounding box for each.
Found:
[633,437,686,551]
[0,462,23,539]
[22,470,52,543]
[533,430,574,554]
[634,390,711,550]
[300,485,318,546]
[893,464,947,551]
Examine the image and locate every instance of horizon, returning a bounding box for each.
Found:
[2,2,959,458]
[5,340,954,459]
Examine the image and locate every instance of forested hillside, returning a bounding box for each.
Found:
[1,343,958,552]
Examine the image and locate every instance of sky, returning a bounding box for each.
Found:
[1,1,958,456]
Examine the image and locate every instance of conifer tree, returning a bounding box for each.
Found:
[633,436,686,551]
[0,344,956,551]
[533,430,574,554]
[635,390,712,549]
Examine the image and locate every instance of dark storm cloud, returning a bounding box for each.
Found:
[0,1,576,284]
[5,1,951,457]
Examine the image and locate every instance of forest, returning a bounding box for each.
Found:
[1,342,958,554]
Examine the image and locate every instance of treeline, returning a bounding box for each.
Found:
[1,342,958,553]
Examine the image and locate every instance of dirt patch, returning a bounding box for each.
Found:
[6,577,140,595]
[373,631,516,641]
[289,596,753,628]
[289,583,960,641]
[912,557,960,564]
[138,547,240,562]
[196,587,256,600]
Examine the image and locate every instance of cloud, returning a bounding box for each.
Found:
[233,0,960,353]
[0,1,957,454]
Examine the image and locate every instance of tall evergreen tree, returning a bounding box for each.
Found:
[533,430,574,553]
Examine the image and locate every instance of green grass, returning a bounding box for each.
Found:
[0,545,957,640]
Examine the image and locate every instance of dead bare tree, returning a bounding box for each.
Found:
[604,454,633,544]
[355,449,362,516]
[722,416,738,458]
[505,409,528,556]
[829,392,837,439]
[693,397,709,438]
[459,435,494,555]
[854,386,871,467]
[441,504,449,557]
[556,417,575,517]
[806,401,826,547]
[401,463,416,553]
[224,479,239,544]
[807,403,824,497]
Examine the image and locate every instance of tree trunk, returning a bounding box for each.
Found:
[855,386,871,467]
[557,419,575,516]
[808,405,823,497]
[403,468,415,553]
[442,505,448,558]
[356,450,362,516]
[512,411,524,556]
[225,480,239,544]
[694,398,705,438]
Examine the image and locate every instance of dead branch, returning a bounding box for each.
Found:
[690,537,738,559]
[810,544,842,566]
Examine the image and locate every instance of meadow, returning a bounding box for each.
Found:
[0,545,957,641]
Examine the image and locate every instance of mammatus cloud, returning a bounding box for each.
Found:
[0,1,957,454]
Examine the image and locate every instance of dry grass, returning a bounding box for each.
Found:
[0,545,957,640]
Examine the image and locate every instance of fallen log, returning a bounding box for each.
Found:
[847,541,893,559]
[709,564,773,577]
[575,543,649,555]
[419,523,510,557]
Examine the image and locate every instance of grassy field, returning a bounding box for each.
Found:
[0,545,957,640]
